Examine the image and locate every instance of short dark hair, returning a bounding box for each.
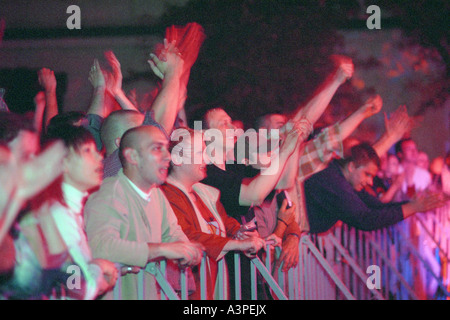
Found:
[340,142,381,169]
[118,125,143,168]
[0,111,35,146]
[254,111,285,130]
[394,138,413,155]
[44,125,95,152]
[47,111,86,130]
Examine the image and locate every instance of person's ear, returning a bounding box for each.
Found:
[62,154,71,174]
[123,148,138,166]
[114,137,121,149]
[347,161,355,173]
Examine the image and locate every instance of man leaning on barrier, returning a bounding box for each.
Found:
[84,125,204,300]
[304,142,449,234]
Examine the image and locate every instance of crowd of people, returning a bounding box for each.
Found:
[0,23,449,300]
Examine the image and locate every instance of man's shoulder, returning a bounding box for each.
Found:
[86,175,127,207]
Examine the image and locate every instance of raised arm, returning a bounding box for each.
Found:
[373,105,414,158]
[104,51,139,112]
[275,117,313,189]
[239,123,302,205]
[0,140,66,244]
[292,55,354,124]
[401,191,450,219]
[33,91,46,137]
[339,94,383,140]
[86,59,109,118]
[147,39,184,133]
[38,68,58,128]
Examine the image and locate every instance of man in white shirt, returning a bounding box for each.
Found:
[394,137,437,300]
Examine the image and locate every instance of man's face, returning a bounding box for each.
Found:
[386,154,399,177]
[266,114,287,131]
[135,128,171,187]
[417,151,429,170]
[399,140,418,164]
[63,141,104,192]
[207,109,235,133]
[347,161,379,192]
[177,138,208,183]
[206,109,236,153]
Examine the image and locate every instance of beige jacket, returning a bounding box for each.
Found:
[84,169,188,300]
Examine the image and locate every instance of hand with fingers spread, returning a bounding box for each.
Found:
[383,105,414,142]
[103,51,138,111]
[401,190,449,219]
[104,51,123,97]
[409,190,449,213]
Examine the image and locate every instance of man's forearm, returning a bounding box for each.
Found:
[239,150,292,206]
[293,74,342,125]
[44,89,58,127]
[151,72,181,134]
[87,87,107,118]
[114,90,138,111]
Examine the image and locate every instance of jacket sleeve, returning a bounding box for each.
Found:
[84,194,149,268]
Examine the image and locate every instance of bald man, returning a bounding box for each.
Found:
[101,110,169,178]
[85,125,203,299]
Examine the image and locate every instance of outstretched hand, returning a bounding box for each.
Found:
[104,51,123,96]
[88,59,106,89]
[38,68,57,93]
[148,39,184,80]
[410,190,449,213]
[383,105,414,141]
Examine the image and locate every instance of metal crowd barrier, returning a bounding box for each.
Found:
[111,206,450,300]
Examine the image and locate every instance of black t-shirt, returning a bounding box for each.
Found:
[201,163,259,224]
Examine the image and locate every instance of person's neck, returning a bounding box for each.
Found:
[63,177,89,194]
[169,171,195,193]
[124,169,155,194]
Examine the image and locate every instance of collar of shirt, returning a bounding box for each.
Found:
[62,182,89,214]
[123,175,152,202]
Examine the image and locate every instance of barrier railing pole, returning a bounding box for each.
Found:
[200,254,207,300]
